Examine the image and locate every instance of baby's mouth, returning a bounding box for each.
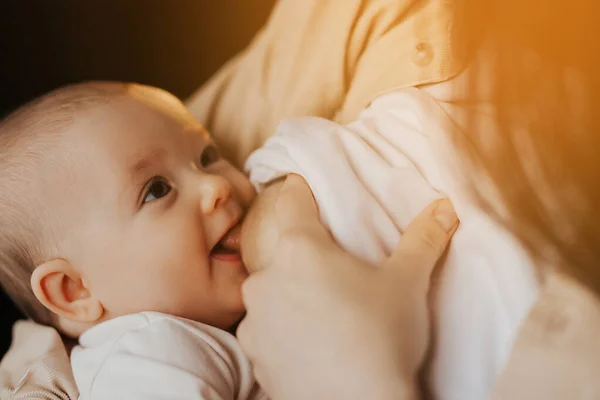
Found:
[210,224,242,261]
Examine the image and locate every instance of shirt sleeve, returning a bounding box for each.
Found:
[86,320,240,400]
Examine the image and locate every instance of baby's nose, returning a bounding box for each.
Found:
[199,174,232,215]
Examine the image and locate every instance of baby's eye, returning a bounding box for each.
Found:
[200,144,221,167]
[142,178,172,204]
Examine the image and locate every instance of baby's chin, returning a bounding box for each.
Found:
[222,291,247,331]
[206,305,246,332]
[190,290,246,332]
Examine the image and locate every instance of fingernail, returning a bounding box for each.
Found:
[434,199,458,233]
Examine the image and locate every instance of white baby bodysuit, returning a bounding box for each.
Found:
[245,86,541,400]
[71,312,267,400]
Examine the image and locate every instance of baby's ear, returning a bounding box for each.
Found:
[31,259,103,323]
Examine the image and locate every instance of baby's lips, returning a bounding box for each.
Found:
[220,224,241,251]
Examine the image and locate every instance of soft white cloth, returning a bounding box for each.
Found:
[246,87,541,400]
[71,312,266,400]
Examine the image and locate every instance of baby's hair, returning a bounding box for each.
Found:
[0,82,128,325]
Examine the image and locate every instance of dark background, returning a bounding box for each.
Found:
[0,0,275,355]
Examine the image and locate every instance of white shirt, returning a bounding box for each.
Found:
[71,312,267,400]
[245,86,540,400]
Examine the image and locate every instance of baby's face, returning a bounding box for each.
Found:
[56,87,255,329]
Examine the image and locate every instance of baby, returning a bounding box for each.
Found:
[0,82,266,399]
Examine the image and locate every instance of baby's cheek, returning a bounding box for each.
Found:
[227,170,256,208]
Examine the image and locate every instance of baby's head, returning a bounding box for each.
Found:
[0,82,255,336]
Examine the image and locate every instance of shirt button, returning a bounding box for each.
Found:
[413,42,434,67]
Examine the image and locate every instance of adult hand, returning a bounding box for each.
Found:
[238,174,459,400]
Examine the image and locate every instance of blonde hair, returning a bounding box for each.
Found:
[452,0,600,294]
[0,82,127,325]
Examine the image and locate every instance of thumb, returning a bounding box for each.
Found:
[382,199,459,287]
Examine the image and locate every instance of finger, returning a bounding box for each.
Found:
[236,317,256,361]
[241,273,263,314]
[274,174,331,243]
[236,316,271,395]
[238,275,263,361]
[383,199,459,284]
